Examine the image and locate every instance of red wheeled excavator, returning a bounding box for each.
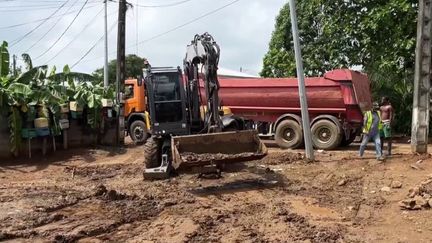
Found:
[142,33,267,179]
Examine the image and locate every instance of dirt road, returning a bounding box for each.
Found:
[1,142,432,242]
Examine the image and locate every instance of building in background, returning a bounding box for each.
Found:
[218,67,259,79]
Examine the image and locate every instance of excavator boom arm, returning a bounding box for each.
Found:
[184,33,222,133]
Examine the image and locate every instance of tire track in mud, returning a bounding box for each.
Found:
[0,184,162,242]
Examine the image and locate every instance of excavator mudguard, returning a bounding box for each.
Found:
[171,130,267,170]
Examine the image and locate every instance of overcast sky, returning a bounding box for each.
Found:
[0,0,286,76]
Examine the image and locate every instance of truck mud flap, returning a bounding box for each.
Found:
[171,130,267,170]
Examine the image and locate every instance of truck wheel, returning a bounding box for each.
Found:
[144,136,160,169]
[275,120,303,149]
[311,119,342,150]
[130,120,148,144]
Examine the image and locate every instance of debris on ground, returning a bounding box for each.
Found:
[399,177,432,210]
[2,144,432,242]
[94,184,129,201]
[410,164,423,170]
[381,186,391,192]
[391,181,403,189]
[257,152,304,165]
[337,179,347,186]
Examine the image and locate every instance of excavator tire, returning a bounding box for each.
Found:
[144,136,160,169]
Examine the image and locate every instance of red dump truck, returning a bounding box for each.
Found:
[206,69,372,150]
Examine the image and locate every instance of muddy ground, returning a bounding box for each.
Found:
[1,141,432,242]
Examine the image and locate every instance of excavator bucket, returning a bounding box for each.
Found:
[171,130,267,170]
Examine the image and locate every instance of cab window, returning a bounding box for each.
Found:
[124,84,134,99]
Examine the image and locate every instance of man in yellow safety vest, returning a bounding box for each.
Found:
[359,102,384,161]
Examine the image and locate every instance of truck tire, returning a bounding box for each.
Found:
[275,120,303,149]
[144,136,160,169]
[130,120,149,144]
[311,119,342,150]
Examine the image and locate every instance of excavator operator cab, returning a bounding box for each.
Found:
[144,66,189,137]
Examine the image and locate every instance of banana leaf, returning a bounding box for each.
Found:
[0,41,9,77]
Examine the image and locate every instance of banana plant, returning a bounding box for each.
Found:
[1,40,114,156]
[0,42,63,155]
[0,41,10,111]
[0,41,24,156]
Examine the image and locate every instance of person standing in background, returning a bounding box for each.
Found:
[359,102,384,161]
[380,97,393,156]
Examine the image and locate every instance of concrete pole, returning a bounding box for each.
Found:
[288,0,314,160]
[103,0,109,87]
[411,0,431,153]
[136,0,139,55]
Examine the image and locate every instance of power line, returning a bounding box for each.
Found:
[82,0,241,63]
[107,0,195,8]
[34,0,90,60]
[9,0,70,47]
[0,4,100,30]
[0,0,99,6]
[71,20,117,68]
[24,0,80,53]
[0,3,71,8]
[134,0,194,8]
[131,0,241,50]
[0,0,97,3]
[0,0,64,3]
[44,7,116,63]
[0,0,69,2]
[0,2,98,12]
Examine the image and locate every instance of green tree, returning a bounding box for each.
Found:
[93,54,147,82]
[261,0,417,134]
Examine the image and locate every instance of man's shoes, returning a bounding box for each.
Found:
[377,156,385,162]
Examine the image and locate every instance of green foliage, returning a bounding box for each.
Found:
[0,41,9,77]
[21,53,33,71]
[14,65,48,85]
[0,42,113,156]
[93,54,148,82]
[369,66,414,134]
[8,106,22,157]
[51,71,98,84]
[262,0,418,133]
[72,81,115,129]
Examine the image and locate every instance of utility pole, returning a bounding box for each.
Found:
[411,0,431,153]
[136,0,139,54]
[116,0,127,145]
[12,54,17,77]
[103,0,109,87]
[288,0,314,160]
